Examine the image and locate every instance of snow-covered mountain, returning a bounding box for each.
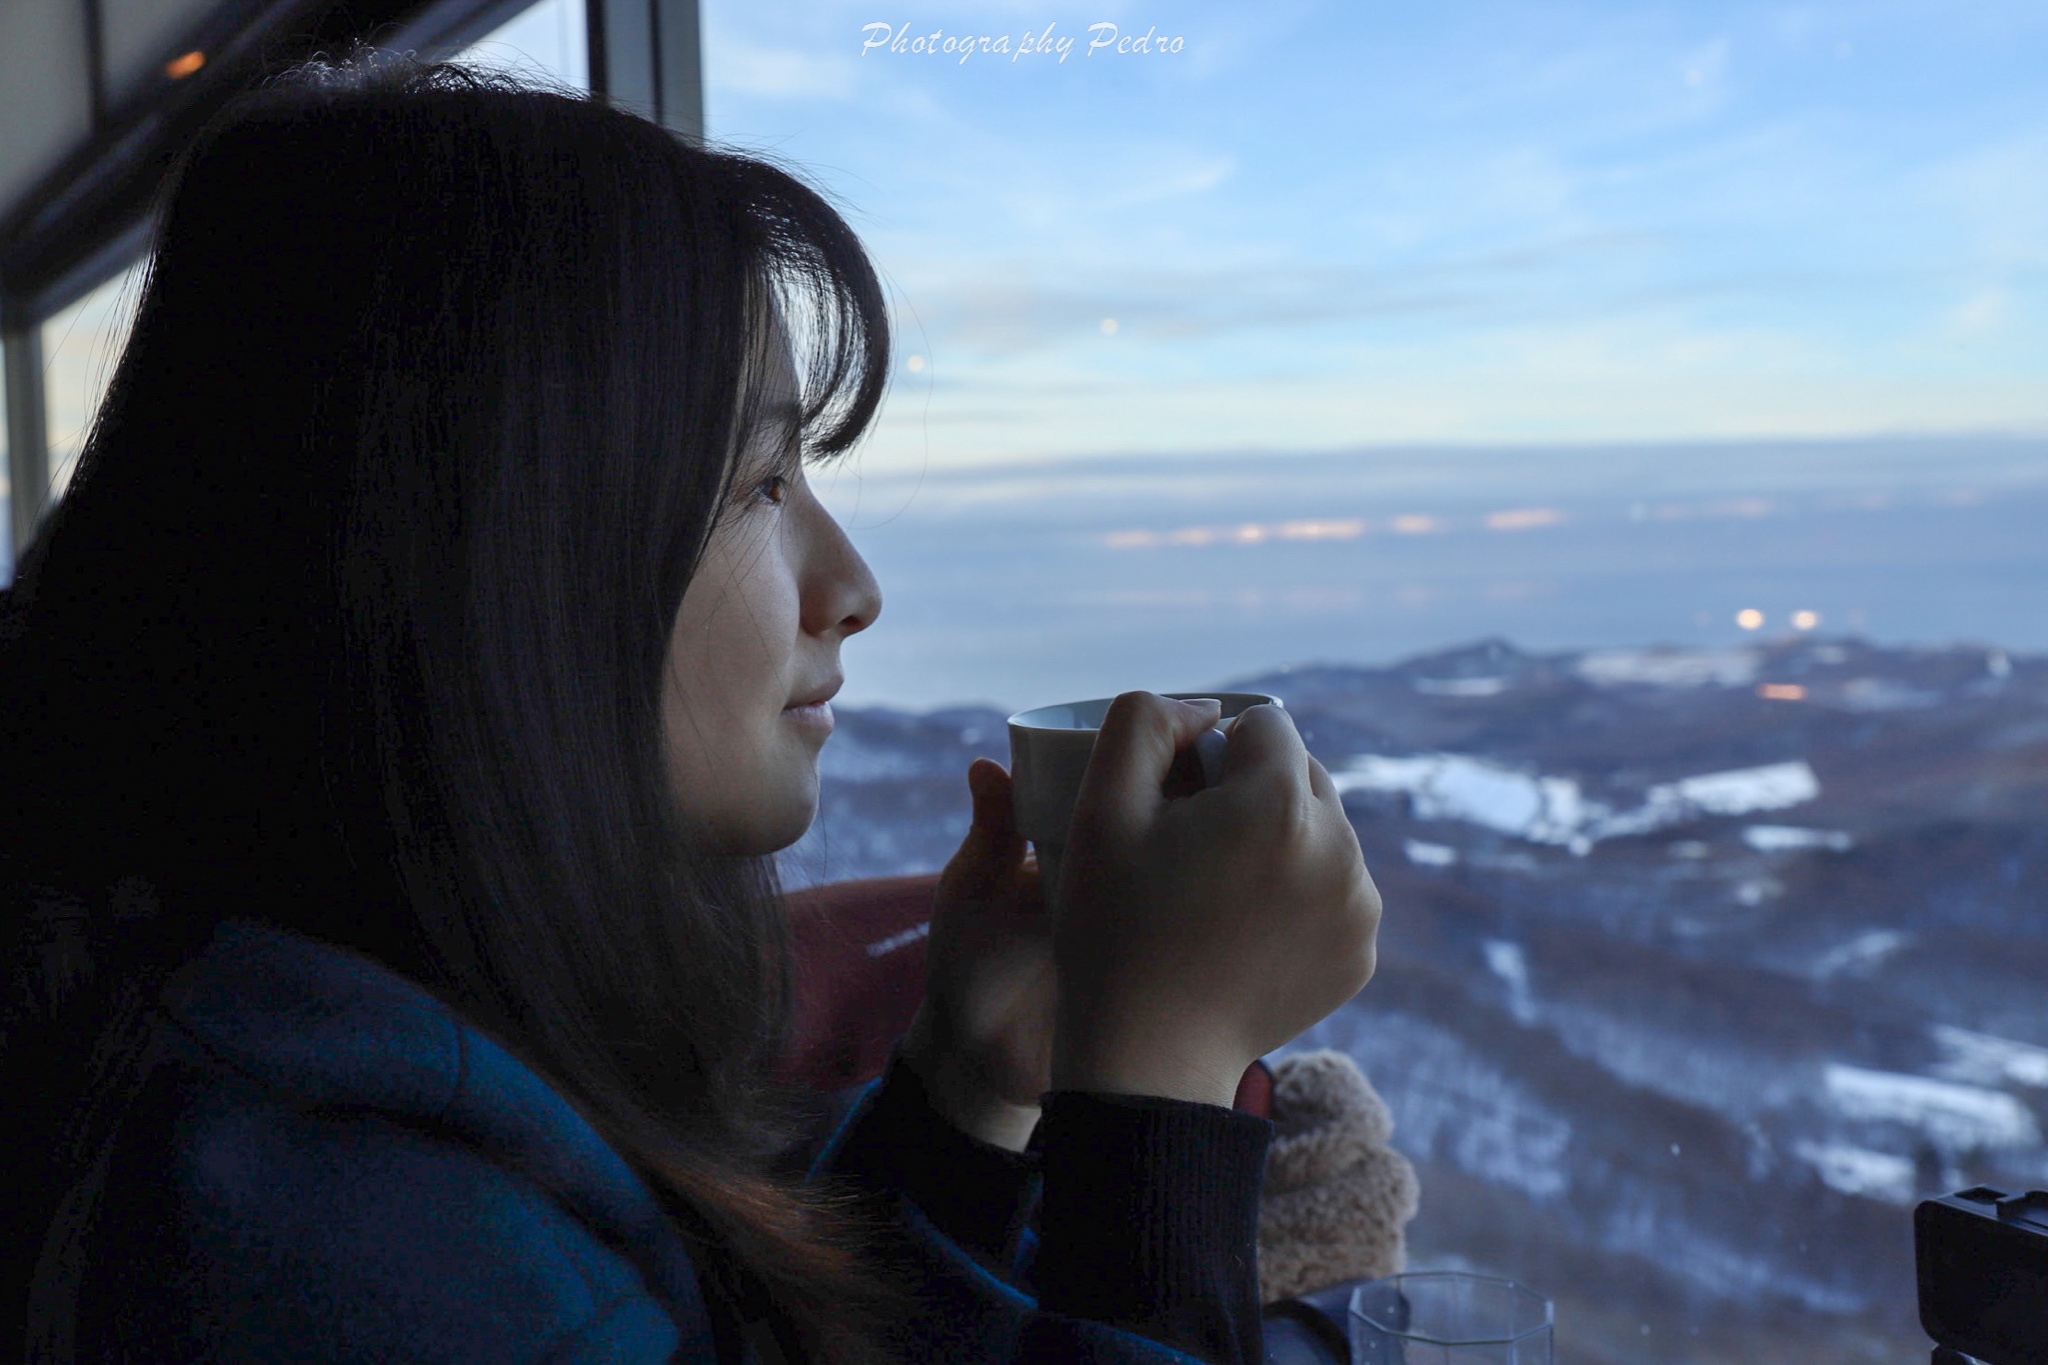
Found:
[780,636,2048,1364]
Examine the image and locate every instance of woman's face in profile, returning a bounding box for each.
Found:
[660,334,882,856]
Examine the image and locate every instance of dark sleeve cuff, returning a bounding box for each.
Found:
[1031,1091,1273,1365]
[812,1049,1042,1272]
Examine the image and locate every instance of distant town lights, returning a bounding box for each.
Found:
[1792,610,1821,630]
[1736,608,1765,630]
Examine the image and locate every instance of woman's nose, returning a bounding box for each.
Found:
[804,500,882,639]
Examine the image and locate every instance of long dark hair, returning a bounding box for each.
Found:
[0,52,893,1360]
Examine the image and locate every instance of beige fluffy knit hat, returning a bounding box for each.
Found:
[1257,1049,1421,1304]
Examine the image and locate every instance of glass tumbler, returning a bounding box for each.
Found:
[1348,1272,1554,1365]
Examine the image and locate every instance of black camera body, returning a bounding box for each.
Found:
[1918,1186,2048,1365]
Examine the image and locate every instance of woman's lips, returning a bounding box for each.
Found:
[786,676,840,735]
[783,700,834,733]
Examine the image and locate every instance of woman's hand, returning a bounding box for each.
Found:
[900,759,1056,1152]
[1050,694,1381,1110]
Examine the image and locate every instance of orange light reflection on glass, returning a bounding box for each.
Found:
[166,50,206,79]
[1758,683,1807,701]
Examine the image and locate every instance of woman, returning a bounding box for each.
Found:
[0,53,1380,1363]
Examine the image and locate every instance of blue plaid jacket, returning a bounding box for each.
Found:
[54,919,1272,1362]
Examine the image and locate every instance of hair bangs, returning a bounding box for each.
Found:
[741,163,891,462]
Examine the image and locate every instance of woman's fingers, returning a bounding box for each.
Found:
[970,758,1022,849]
[1078,692,1222,823]
[945,759,1026,900]
[1306,753,1341,806]
[1214,702,1309,795]
[1051,693,1382,1105]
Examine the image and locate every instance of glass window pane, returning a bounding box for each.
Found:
[712,6,2048,1362]
[0,0,94,219]
[1,337,10,575]
[9,0,590,575]
[454,0,588,91]
[41,256,147,505]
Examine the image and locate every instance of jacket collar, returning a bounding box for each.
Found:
[158,917,718,1356]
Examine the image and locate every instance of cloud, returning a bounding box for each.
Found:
[848,310,2048,471]
[1944,287,2009,339]
[889,233,1665,360]
[906,264,1428,356]
[1104,155,1238,208]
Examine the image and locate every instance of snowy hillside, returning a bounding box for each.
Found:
[780,636,2048,1364]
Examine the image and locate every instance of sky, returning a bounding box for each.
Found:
[9,0,2045,696]
[694,0,2048,473]
[689,2,2048,700]
[22,0,2047,500]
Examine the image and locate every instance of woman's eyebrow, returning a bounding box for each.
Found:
[761,400,805,453]
[739,400,805,475]
[744,396,801,435]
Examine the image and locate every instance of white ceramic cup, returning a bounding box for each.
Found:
[1006,692,1285,894]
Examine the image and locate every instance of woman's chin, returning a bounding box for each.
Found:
[763,797,821,858]
[675,748,820,858]
[732,780,821,859]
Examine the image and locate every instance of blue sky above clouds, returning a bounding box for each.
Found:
[694,1,2048,472]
